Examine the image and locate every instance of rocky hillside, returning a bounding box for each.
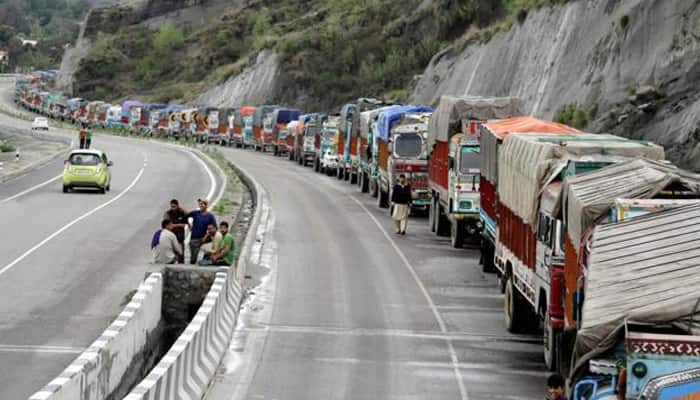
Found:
[411,0,700,171]
[58,0,700,170]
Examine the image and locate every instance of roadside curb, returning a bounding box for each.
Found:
[0,145,69,184]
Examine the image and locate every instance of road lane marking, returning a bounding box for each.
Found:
[350,195,469,400]
[0,174,62,204]
[241,324,541,344]
[185,148,220,204]
[0,162,146,277]
[0,344,83,354]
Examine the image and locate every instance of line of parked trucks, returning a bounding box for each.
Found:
[15,72,700,399]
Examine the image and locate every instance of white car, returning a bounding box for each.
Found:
[321,150,338,176]
[32,117,49,131]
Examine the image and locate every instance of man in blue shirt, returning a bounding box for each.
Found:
[187,198,217,264]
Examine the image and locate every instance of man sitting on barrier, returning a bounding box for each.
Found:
[153,219,183,264]
[198,221,235,266]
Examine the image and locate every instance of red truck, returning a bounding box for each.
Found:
[254,105,279,152]
[427,96,522,248]
[487,127,665,375]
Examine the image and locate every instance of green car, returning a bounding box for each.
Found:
[62,149,113,193]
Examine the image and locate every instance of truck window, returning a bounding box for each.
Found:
[459,146,480,174]
[394,134,422,158]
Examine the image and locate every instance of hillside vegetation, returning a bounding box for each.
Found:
[72,0,567,109]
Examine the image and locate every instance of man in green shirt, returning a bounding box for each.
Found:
[85,126,93,149]
[207,221,236,266]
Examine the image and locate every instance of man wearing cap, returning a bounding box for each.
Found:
[187,198,217,264]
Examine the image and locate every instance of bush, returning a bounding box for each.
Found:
[0,142,15,153]
[554,104,597,130]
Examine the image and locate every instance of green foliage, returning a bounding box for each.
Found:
[0,142,15,152]
[154,24,185,52]
[554,104,598,130]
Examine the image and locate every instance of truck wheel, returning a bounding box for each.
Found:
[429,198,436,233]
[370,179,378,198]
[451,219,465,248]
[314,158,320,172]
[435,205,450,237]
[344,170,350,181]
[360,173,369,193]
[481,240,496,273]
[504,276,533,333]
[378,188,388,208]
[350,173,357,185]
[543,311,559,372]
[273,147,279,156]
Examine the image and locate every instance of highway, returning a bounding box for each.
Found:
[0,90,224,398]
[207,148,545,400]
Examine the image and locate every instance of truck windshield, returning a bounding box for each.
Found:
[279,130,288,139]
[460,146,480,174]
[394,134,422,158]
[305,124,318,137]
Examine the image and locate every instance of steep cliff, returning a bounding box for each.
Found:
[411,0,700,170]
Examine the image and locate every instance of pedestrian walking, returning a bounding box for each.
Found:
[85,126,93,149]
[78,125,87,149]
[153,219,183,264]
[199,221,236,266]
[163,199,188,263]
[187,198,216,264]
[391,174,412,235]
[547,374,567,400]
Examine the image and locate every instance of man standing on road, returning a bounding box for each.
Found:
[187,198,216,264]
[547,374,567,400]
[200,221,236,266]
[163,199,188,263]
[153,219,182,264]
[85,126,93,149]
[78,125,87,149]
[391,174,412,235]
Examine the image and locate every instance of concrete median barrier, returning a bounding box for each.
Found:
[28,273,163,400]
[124,272,244,400]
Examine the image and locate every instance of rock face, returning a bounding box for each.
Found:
[411,0,700,171]
[194,50,281,108]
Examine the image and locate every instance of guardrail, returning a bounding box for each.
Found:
[29,273,163,400]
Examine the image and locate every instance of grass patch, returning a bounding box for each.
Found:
[554,103,598,130]
[202,147,243,217]
[0,142,15,152]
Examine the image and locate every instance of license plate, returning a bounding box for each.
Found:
[76,169,92,175]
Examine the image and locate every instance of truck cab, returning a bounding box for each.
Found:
[315,117,338,173]
[389,117,431,212]
[300,119,318,166]
[445,134,483,240]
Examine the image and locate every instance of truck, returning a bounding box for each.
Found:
[192,107,217,143]
[298,114,322,166]
[253,105,279,152]
[231,106,256,148]
[491,132,667,376]
[207,107,234,145]
[374,105,433,209]
[568,201,700,400]
[291,114,311,163]
[479,116,580,274]
[314,115,339,174]
[337,98,386,184]
[427,96,523,248]
[270,108,302,157]
[359,105,400,193]
[106,105,124,129]
[286,120,299,158]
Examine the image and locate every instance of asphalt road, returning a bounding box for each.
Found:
[206,148,545,400]
[0,88,224,399]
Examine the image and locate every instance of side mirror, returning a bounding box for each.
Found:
[107,161,114,166]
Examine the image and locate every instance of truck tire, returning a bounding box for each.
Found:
[360,173,369,193]
[429,198,437,233]
[481,240,496,273]
[273,146,279,156]
[543,310,559,372]
[370,179,378,198]
[504,277,534,333]
[338,167,344,180]
[378,188,389,208]
[350,172,357,185]
[451,219,465,248]
[314,158,320,173]
[344,169,350,181]
[435,205,450,237]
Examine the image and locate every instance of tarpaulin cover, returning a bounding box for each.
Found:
[572,202,700,379]
[427,96,523,149]
[560,159,700,253]
[481,116,580,184]
[497,133,665,226]
[121,100,143,111]
[376,106,433,142]
[274,109,302,124]
[253,105,279,125]
[162,105,187,113]
[360,106,402,139]
[240,106,256,116]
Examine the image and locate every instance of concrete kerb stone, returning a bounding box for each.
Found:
[28,273,163,400]
[0,131,71,184]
